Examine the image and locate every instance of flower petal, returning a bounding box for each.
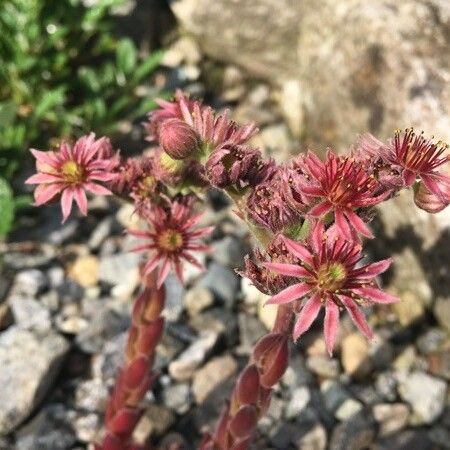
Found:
[25,173,61,184]
[345,210,374,238]
[335,208,353,241]
[352,258,392,278]
[74,187,88,216]
[340,295,373,340]
[353,287,400,304]
[33,183,61,205]
[292,293,322,340]
[324,301,339,356]
[84,182,112,196]
[266,283,312,306]
[157,258,171,288]
[60,188,74,223]
[263,262,310,278]
[309,201,333,217]
[403,169,416,186]
[283,237,313,265]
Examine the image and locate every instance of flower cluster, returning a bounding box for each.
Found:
[27,90,450,450]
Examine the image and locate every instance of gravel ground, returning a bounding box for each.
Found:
[0,187,449,449]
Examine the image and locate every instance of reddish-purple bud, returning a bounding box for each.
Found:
[159,118,200,159]
[107,408,141,436]
[235,364,260,406]
[100,434,125,450]
[124,356,149,390]
[414,181,449,213]
[230,405,257,439]
[252,333,289,388]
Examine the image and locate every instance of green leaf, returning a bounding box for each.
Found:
[0,177,15,237]
[116,38,137,74]
[133,50,164,83]
[34,87,66,118]
[0,102,17,127]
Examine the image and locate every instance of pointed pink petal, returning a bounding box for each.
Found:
[157,258,171,288]
[310,220,325,255]
[174,260,184,284]
[33,183,61,206]
[421,174,450,201]
[353,287,400,304]
[74,187,88,216]
[263,262,310,278]
[402,169,416,186]
[84,182,112,196]
[30,149,57,166]
[335,208,352,240]
[60,189,74,223]
[345,210,374,238]
[309,201,333,217]
[128,229,151,238]
[26,173,61,184]
[182,252,204,269]
[283,237,313,265]
[266,283,312,305]
[352,258,392,278]
[143,255,160,276]
[292,293,322,340]
[340,295,373,340]
[299,185,323,196]
[324,301,339,356]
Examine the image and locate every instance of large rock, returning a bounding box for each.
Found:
[0,328,69,433]
[171,0,450,148]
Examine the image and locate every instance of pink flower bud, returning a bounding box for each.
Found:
[252,333,289,388]
[159,118,200,159]
[414,181,449,213]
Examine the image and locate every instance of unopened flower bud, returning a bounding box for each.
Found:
[252,333,289,388]
[414,181,449,213]
[235,364,260,406]
[229,405,257,439]
[159,118,200,159]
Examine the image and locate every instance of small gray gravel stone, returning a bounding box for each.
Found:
[13,269,47,296]
[14,404,76,450]
[9,296,51,331]
[398,371,447,424]
[285,386,311,419]
[162,383,191,414]
[199,262,239,308]
[0,328,69,433]
[168,330,218,380]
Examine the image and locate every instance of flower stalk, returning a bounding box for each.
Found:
[95,271,165,450]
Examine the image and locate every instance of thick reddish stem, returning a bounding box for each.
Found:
[96,271,165,450]
[199,304,294,450]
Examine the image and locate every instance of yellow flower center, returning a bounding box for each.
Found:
[61,161,85,184]
[316,262,347,292]
[158,229,184,252]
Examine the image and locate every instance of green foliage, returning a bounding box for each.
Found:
[0,0,164,236]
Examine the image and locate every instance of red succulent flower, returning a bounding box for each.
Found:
[26,133,118,222]
[264,222,399,355]
[298,151,389,239]
[129,197,213,288]
[145,91,257,155]
[386,129,450,202]
[206,143,275,189]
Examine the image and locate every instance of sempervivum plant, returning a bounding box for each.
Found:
[27,91,450,450]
